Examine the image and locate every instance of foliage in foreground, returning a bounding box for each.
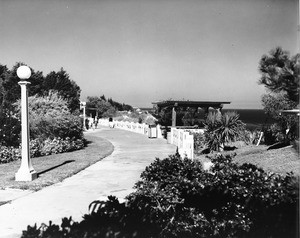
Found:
[22,154,299,238]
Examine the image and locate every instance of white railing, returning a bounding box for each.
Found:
[170,127,205,160]
[97,119,204,160]
[97,119,164,138]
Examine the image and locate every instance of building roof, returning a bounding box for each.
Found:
[152,100,231,108]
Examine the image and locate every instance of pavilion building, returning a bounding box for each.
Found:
[152,100,231,127]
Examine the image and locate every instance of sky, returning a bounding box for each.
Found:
[0,0,298,109]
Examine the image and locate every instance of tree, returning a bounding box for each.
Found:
[86,96,112,117]
[107,97,133,111]
[102,107,117,118]
[0,63,44,146]
[261,93,298,143]
[261,93,297,121]
[86,95,133,118]
[42,68,81,113]
[1,63,44,111]
[0,64,9,118]
[122,103,133,111]
[0,63,82,146]
[258,47,299,103]
[0,110,21,146]
[258,47,299,143]
[100,94,106,101]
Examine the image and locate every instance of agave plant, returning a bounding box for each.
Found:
[204,111,245,151]
[204,112,222,151]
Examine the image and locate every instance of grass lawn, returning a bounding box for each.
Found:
[0,134,114,191]
[195,144,300,176]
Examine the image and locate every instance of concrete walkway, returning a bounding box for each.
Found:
[0,127,176,238]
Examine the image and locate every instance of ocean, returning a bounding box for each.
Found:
[222,109,275,131]
[142,107,274,131]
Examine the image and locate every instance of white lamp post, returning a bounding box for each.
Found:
[15,65,37,181]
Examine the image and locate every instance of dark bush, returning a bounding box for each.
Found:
[192,132,207,154]
[22,196,159,238]
[263,123,285,145]
[0,112,21,147]
[21,154,299,238]
[207,154,299,238]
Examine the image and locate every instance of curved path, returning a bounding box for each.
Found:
[0,127,176,238]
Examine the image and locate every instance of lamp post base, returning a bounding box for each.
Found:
[15,170,38,181]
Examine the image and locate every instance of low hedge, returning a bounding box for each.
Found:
[0,145,21,164]
[21,154,299,238]
[0,137,85,164]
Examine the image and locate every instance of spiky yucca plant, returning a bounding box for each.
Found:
[204,111,245,151]
[204,112,222,151]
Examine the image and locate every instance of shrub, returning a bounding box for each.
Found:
[261,92,299,143]
[0,145,21,164]
[132,154,298,238]
[21,154,299,238]
[0,137,85,164]
[238,129,262,145]
[204,111,246,151]
[192,132,206,154]
[263,123,287,145]
[14,91,84,141]
[29,139,42,157]
[29,113,83,141]
[204,112,223,151]
[207,154,298,238]
[40,138,65,155]
[22,196,160,238]
[0,140,41,164]
[39,137,84,156]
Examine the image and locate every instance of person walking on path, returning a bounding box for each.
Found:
[109,117,114,128]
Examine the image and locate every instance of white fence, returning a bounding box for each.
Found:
[169,127,205,160]
[97,119,163,138]
[97,119,205,160]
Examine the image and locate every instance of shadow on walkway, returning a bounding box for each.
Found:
[37,160,75,176]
